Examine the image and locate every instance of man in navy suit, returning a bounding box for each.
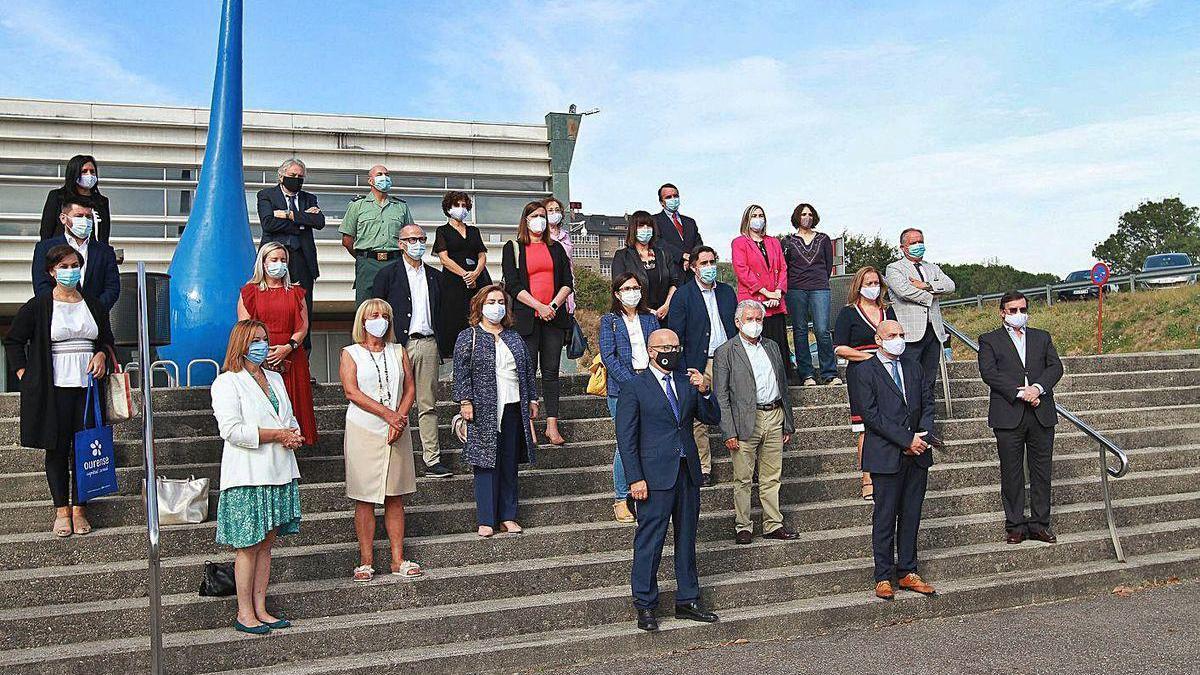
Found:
[850,319,938,601]
[32,198,120,310]
[257,158,324,350]
[617,328,721,631]
[652,183,703,275]
[667,246,737,486]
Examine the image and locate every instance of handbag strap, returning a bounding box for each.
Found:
[83,374,103,429]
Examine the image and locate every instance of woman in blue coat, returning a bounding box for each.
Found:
[452,284,539,537]
[598,272,659,523]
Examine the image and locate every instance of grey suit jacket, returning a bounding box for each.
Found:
[884,257,956,343]
[712,335,796,442]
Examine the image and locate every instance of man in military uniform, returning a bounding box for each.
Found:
[340,164,415,305]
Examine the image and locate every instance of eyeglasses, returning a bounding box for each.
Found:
[1003,307,1029,315]
[619,286,641,292]
[651,345,681,353]
[400,236,427,244]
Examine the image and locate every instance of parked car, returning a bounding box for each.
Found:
[1057,270,1120,301]
[1138,253,1197,290]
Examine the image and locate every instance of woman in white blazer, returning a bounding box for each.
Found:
[212,319,305,636]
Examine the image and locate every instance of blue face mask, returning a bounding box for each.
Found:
[55,267,81,288]
[265,261,288,279]
[372,174,392,192]
[636,227,654,243]
[908,243,926,259]
[246,340,269,365]
[698,265,718,284]
[407,242,427,259]
[664,196,680,212]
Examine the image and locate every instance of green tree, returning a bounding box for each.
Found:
[573,266,612,312]
[841,231,899,275]
[1092,197,1200,275]
[940,262,1058,299]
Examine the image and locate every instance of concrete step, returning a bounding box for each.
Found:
[0,514,1195,673]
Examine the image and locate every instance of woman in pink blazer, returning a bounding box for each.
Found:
[731,204,794,375]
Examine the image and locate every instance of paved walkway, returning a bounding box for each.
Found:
[549,580,1199,675]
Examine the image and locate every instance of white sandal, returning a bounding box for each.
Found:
[392,560,423,578]
[352,565,375,583]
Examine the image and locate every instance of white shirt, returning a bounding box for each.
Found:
[66,234,89,283]
[624,314,649,370]
[700,284,726,356]
[740,337,781,404]
[1005,324,1042,394]
[495,337,521,428]
[877,352,906,404]
[405,261,434,337]
[50,300,99,387]
[280,185,306,231]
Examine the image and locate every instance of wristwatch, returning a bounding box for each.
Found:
[549,301,559,312]
[287,339,299,350]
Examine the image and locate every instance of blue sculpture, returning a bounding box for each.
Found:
[158,0,254,384]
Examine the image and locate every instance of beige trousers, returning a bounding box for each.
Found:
[408,336,442,467]
[691,359,715,473]
[731,407,785,534]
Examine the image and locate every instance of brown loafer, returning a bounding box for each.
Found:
[898,573,936,596]
[1028,528,1057,543]
[874,581,894,600]
[735,530,752,545]
[1006,530,1026,544]
[762,527,799,541]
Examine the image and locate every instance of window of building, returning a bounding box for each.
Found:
[309,192,357,220]
[0,184,51,212]
[0,161,59,177]
[475,195,540,225]
[102,187,166,215]
[399,194,449,221]
[304,170,357,186]
[446,177,471,189]
[166,167,198,181]
[103,165,166,180]
[167,189,193,216]
[394,175,445,189]
[489,233,501,243]
[474,177,548,192]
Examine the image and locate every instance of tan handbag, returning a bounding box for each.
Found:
[152,475,210,525]
[105,365,135,424]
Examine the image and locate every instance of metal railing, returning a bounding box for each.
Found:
[939,264,1200,310]
[135,263,164,674]
[942,321,1128,563]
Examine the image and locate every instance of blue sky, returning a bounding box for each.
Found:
[2,0,1198,275]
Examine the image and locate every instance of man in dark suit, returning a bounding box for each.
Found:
[371,224,450,478]
[978,291,1064,544]
[652,183,703,275]
[850,319,937,601]
[32,199,120,311]
[667,246,737,486]
[618,328,721,631]
[257,158,324,350]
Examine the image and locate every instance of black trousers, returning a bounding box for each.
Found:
[523,321,564,418]
[870,454,928,582]
[994,406,1055,534]
[901,323,941,400]
[48,386,88,507]
[762,314,793,380]
[287,247,315,352]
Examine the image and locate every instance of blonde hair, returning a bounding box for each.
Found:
[738,204,767,237]
[249,242,293,290]
[352,298,396,344]
[222,319,268,373]
[846,266,890,308]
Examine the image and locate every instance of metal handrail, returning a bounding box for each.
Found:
[186,359,221,387]
[939,263,1200,309]
[943,321,1127,562]
[150,360,180,388]
[136,264,164,674]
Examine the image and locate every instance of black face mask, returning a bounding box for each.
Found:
[282,176,304,192]
[654,350,681,372]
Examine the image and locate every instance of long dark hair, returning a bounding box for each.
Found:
[61,155,102,196]
[608,272,650,315]
[625,210,656,248]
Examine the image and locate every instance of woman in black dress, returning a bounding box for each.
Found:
[40,154,112,242]
[434,191,493,358]
[610,210,679,320]
[833,266,896,502]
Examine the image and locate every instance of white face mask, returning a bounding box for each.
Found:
[527,216,547,234]
[364,317,389,338]
[1004,312,1029,329]
[860,285,881,301]
[547,212,563,227]
[77,173,98,189]
[749,216,765,232]
[448,205,470,222]
[618,289,642,308]
[482,303,506,323]
[881,336,906,356]
[740,320,763,339]
[67,216,93,240]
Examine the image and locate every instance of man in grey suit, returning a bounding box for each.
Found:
[713,300,798,544]
[884,228,955,400]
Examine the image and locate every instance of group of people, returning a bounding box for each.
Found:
[3,154,1064,635]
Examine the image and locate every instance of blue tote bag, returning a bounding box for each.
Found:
[75,375,119,501]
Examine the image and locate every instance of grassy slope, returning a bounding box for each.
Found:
[943,285,1200,358]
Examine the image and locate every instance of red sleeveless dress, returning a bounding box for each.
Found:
[240,284,318,445]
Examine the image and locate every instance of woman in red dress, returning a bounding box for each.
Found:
[237,242,318,446]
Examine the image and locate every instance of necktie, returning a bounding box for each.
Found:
[287,195,297,215]
[914,261,926,282]
[663,374,681,422]
[671,213,684,238]
[889,360,906,404]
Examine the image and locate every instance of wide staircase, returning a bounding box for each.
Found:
[0,350,1198,674]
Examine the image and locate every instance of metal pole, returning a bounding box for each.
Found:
[137,263,163,674]
[939,343,953,419]
[1099,444,1126,563]
[1045,284,1052,306]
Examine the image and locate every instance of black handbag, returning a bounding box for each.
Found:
[198,560,236,597]
[566,318,588,360]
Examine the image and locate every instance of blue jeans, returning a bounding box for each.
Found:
[608,395,629,500]
[785,288,837,380]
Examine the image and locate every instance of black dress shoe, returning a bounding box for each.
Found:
[701,473,712,488]
[735,530,752,545]
[636,609,658,631]
[762,527,799,541]
[1028,528,1057,543]
[675,602,718,623]
[1006,530,1026,544]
